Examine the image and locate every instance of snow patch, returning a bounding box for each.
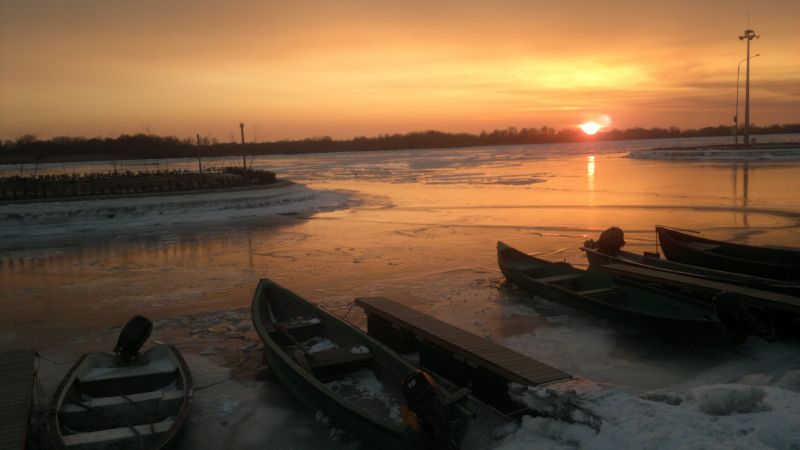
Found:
[350,346,370,354]
[305,337,337,354]
[498,381,800,450]
[0,183,351,247]
[690,385,769,416]
[325,369,403,424]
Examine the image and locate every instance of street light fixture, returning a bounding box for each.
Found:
[738,28,760,146]
[735,53,759,145]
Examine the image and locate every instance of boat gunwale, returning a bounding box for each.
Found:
[582,245,800,292]
[656,225,800,269]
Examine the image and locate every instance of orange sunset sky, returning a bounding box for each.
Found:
[1,0,799,141]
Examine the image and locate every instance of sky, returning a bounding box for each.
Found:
[1,0,799,141]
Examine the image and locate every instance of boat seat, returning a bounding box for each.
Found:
[60,389,185,431]
[577,287,619,296]
[307,346,373,371]
[78,360,177,383]
[60,417,174,447]
[535,273,582,284]
[265,317,323,334]
[61,389,185,414]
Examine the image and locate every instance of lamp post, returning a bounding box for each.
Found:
[735,53,759,145]
[239,122,246,170]
[738,28,759,146]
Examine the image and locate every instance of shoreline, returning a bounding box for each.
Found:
[0,178,294,205]
[629,142,800,161]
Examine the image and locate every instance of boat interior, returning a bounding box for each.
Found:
[260,287,409,425]
[56,346,187,450]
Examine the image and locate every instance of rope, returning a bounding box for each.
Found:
[115,389,157,436]
[194,374,237,392]
[65,396,146,450]
[35,352,77,365]
[342,302,356,318]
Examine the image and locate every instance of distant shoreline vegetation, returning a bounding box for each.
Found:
[3,123,800,164]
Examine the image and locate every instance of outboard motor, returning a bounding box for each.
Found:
[714,293,774,342]
[114,315,153,363]
[401,370,455,449]
[584,226,626,256]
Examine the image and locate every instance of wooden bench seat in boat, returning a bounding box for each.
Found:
[265,318,324,334]
[307,346,373,370]
[78,360,177,383]
[60,389,185,431]
[577,287,620,296]
[534,273,583,284]
[60,417,174,449]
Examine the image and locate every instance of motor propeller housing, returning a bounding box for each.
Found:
[114,315,153,363]
[401,370,456,449]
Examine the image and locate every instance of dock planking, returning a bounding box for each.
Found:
[0,350,36,450]
[355,296,570,387]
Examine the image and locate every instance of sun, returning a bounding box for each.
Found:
[579,121,602,135]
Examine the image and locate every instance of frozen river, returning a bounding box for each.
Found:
[2,135,800,448]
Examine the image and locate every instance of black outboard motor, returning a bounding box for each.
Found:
[584,226,626,256]
[714,292,774,342]
[401,370,455,449]
[114,315,153,363]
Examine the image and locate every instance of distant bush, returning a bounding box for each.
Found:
[2,123,799,164]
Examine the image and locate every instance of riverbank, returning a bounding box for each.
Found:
[0,181,355,250]
[628,142,800,161]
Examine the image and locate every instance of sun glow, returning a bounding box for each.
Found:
[579,121,602,135]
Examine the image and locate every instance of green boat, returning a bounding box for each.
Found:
[498,241,742,345]
[251,278,473,450]
[582,244,800,296]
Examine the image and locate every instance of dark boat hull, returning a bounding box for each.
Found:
[583,246,800,296]
[251,278,471,450]
[498,241,740,345]
[656,226,800,281]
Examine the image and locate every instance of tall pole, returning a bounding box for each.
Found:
[196,133,203,173]
[734,54,758,145]
[739,28,759,146]
[735,62,741,145]
[239,122,246,170]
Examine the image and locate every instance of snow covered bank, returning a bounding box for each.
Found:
[0,182,353,247]
[628,146,800,161]
[496,376,800,449]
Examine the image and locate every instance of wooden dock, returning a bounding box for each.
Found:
[355,297,570,395]
[0,350,36,450]
[603,263,800,313]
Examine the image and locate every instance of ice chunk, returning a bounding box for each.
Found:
[691,385,769,416]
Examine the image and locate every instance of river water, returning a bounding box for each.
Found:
[2,134,800,391]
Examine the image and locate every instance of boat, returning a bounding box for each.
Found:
[251,278,472,450]
[49,317,192,450]
[656,225,800,281]
[498,241,741,345]
[582,245,800,296]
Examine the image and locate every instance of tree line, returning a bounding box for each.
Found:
[3,123,800,164]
